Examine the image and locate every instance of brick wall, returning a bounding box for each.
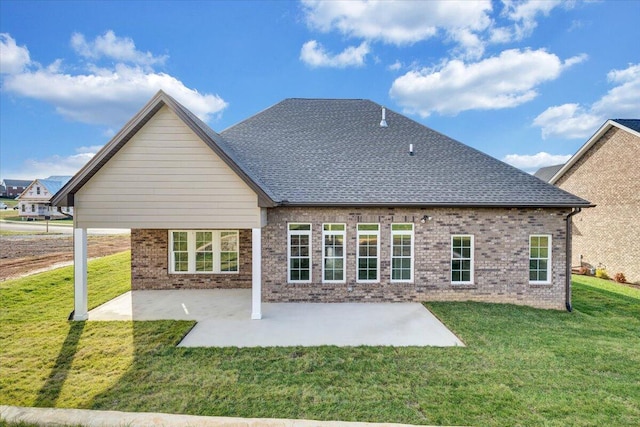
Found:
[262,206,570,309]
[556,126,640,283]
[130,206,572,309]
[131,229,252,289]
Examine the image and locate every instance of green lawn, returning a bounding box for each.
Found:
[1,259,638,427]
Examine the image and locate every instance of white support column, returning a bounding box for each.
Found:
[251,227,262,320]
[73,227,88,321]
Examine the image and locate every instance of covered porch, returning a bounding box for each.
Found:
[71,226,264,321]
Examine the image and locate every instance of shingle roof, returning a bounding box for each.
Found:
[220,98,590,207]
[1,179,31,187]
[51,92,591,208]
[612,119,640,133]
[534,164,564,183]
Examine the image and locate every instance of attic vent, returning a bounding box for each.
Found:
[380,107,388,127]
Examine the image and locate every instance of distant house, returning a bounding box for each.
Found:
[0,183,5,197]
[53,91,591,321]
[538,119,640,284]
[17,176,73,219]
[0,179,31,198]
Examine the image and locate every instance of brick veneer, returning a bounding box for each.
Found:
[556,126,640,283]
[130,206,571,309]
[131,229,252,289]
[262,206,570,309]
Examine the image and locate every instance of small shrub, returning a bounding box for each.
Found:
[595,268,609,280]
[614,272,626,283]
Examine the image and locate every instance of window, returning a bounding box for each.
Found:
[529,235,551,283]
[391,224,413,282]
[36,187,41,195]
[357,224,380,282]
[288,223,311,283]
[195,231,213,272]
[323,224,346,283]
[21,204,25,212]
[31,204,35,212]
[220,231,239,272]
[169,230,239,274]
[451,235,473,284]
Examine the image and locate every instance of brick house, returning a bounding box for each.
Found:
[52,91,591,321]
[539,119,640,284]
[0,179,31,198]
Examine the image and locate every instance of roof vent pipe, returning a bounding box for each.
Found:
[380,107,388,127]
[409,143,414,156]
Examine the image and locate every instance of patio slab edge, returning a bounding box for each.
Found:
[0,405,453,427]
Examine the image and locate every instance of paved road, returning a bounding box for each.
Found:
[0,221,130,235]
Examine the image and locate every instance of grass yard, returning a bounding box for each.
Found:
[1,258,639,427]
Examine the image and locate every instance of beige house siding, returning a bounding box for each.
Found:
[556,126,640,283]
[75,105,262,229]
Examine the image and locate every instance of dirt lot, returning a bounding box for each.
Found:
[0,234,130,281]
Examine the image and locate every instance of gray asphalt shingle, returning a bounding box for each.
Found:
[534,164,564,183]
[214,98,589,207]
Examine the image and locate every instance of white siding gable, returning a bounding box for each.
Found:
[75,106,262,229]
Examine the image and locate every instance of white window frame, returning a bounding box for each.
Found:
[322,223,346,283]
[357,223,380,283]
[451,235,474,285]
[390,223,414,283]
[529,234,552,284]
[168,230,239,274]
[288,223,312,283]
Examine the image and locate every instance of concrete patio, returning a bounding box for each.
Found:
[88,289,464,348]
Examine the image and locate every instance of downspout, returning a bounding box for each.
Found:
[564,207,582,312]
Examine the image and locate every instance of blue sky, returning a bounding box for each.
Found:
[1,0,639,180]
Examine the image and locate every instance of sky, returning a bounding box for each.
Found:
[1,0,639,181]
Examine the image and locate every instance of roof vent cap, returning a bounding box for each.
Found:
[380,107,388,128]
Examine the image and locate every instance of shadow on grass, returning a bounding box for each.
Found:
[33,321,85,407]
[573,283,640,318]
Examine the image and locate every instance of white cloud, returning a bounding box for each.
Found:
[1,32,227,127]
[300,40,369,68]
[390,49,586,117]
[501,0,565,41]
[0,33,31,74]
[532,104,601,139]
[301,0,572,61]
[502,152,571,173]
[71,30,167,67]
[75,145,104,154]
[533,63,640,139]
[302,0,492,59]
[7,151,97,181]
[388,60,402,71]
[302,0,492,45]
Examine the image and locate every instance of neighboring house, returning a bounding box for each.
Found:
[0,184,6,197]
[541,119,640,284]
[18,176,73,219]
[52,91,591,321]
[1,179,31,198]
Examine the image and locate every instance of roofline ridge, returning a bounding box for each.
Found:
[550,119,640,184]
